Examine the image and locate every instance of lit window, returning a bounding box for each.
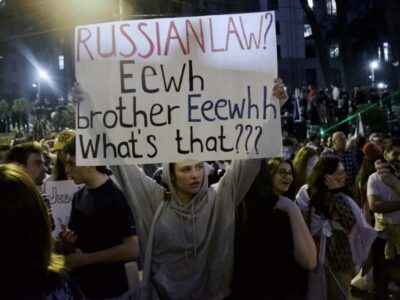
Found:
[304,24,312,38]
[327,0,337,15]
[59,55,64,70]
[308,0,314,8]
[329,43,339,58]
[383,42,389,62]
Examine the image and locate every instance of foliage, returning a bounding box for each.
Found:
[11,98,31,114]
[357,105,388,133]
[51,105,76,130]
[0,99,10,120]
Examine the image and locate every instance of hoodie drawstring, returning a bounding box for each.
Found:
[178,200,189,262]
[178,199,198,263]
[191,200,197,259]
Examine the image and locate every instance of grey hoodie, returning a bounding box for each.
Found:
[112,159,260,300]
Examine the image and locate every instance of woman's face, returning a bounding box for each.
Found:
[172,160,204,199]
[330,162,347,188]
[272,161,293,196]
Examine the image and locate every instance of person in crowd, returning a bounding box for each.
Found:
[72,79,289,299]
[282,137,296,160]
[306,133,321,152]
[48,129,76,181]
[316,89,328,125]
[351,85,366,108]
[232,158,316,299]
[368,83,380,104]
[0,163,83,299]
[353,135,368,168]
[306,84,319,124]
[321,131,359,188]
[367,137,400,298]
[331,84,340,103]
[58,137,140,299]
[292,146,319,192]
[352,142,383,222]
[4,141,55,231]
[296,156,376,300]
[369,132,384,153]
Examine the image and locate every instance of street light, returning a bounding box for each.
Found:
[37,69,50,103]
[369,60,378,83]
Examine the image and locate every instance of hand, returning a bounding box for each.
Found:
[70,82,84,104]
[324,174,345,190]
[274,196,298,214]
[58,224,77,253]
[375,160,400,188]
[65,248,88,269]
[273,78,289,108]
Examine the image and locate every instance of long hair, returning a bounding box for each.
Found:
[352,157,376,208]
[0,163,64,292]
[267,157,296,199]
[292,146,318,192]
[307,155,341,217]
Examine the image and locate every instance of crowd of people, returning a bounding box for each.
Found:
[280,82,397,141]
[0,80,399,300]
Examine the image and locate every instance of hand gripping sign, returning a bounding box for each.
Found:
[75,11,281,165]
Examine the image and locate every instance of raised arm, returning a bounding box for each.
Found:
[275,196,317,270]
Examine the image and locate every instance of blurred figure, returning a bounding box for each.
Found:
[292,146,319,192]
[306,133,321,152]
[282,137,295,160]
[46,129,76,182]
[4,142,55,231]
[369,132,384,153]
[368,138,400,298]
[352,142,383,222]
[232,158,316,300]
[296,156,376,300]
[321,131,359,187]
[0,163,83,299]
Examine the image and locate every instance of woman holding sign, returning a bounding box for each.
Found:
[72,80,288,300]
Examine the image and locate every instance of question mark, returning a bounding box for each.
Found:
[263,12,273,49]
[235,124,244,153]
[245,125,253,154]
[254,126,263,155]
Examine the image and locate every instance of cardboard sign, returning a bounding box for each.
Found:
[44,180,82,235]
[75,11,281,165]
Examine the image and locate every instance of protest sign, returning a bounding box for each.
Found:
[75,11,281,165]
[44,180,82,235]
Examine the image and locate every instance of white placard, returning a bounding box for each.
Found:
[75,11,281,165]
[44,180,82,235]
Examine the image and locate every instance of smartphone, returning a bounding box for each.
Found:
[380,159,398,175]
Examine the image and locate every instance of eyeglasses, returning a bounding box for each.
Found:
[277,169,294,179]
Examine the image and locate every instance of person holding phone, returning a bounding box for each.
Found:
[368,137,400,298]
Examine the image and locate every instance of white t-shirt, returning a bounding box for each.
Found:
[367,172,400,229]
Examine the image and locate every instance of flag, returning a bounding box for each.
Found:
[354,113,365,137]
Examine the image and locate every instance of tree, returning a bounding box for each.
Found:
[11,98,30,131]
[51,105,76,131]
[0,99,10,133]
[336,0,354,89]
[299,0,332,87]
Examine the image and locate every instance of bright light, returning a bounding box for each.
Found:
[377,82,386,89]
[38,69,49,80]
[370,61,378,69]
[32,83,37,88]
[308,0,314,8]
